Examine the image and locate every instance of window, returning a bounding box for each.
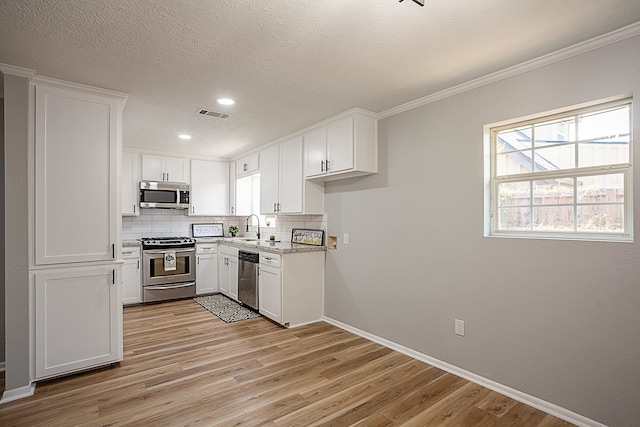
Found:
[487,99,632,241]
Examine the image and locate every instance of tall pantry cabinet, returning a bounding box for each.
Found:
[31,77,127,380]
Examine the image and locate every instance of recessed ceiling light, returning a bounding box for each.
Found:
[217,98,235,106]
[178,134,191,140]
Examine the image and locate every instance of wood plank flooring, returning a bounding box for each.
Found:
[0,299,574,426]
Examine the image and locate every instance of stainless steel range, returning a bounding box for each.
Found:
[140,236,196,303]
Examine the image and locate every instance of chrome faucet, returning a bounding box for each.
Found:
[246,214,261,240]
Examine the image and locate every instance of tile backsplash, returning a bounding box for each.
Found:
[122,209,326,243]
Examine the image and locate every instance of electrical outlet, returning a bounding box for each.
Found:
[455,319,465,336]
[343,233,349,244]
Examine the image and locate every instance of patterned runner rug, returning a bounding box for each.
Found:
[194,293,261,323]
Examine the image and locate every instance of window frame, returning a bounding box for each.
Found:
[486,98,633,242]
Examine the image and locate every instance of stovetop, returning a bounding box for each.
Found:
[140,236,195,249]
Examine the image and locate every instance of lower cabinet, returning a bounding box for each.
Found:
[259,251,324,327]
[218,245,239,301]
[34,264,123,380]
[122,246,141,305]
[196,243,218,295]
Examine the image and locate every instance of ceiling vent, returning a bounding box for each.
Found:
[196,108,230,119]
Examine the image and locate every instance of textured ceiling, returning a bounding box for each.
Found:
[2,0,640,159]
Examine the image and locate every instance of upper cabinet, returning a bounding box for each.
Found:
[304,110,377,181]
[190,159,230,216]
[142,154,189,183]
[260,136,324,215]
[236,152,259,177]
[35,81,124,265]
[122,151,140,216]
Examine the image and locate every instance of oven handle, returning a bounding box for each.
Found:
[144,282,195,290]
[144,248,195,254]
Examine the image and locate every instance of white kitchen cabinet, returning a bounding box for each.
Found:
[142,154,189,183]
[35,81,121,265]
[33,78,125,380]
[229,162,237,215]
[196,243,218,295]
[218,245,239,301]
[122,151,140,216]
[236,152,259,177]
[34,264,122,379]
[260,137,324,215]
[122,246,141,305]
[304,110,377,181]
[258,250,324,327]
[258,253,282,324]
[190,159,229,216]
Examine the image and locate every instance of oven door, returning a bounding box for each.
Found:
[143,248,196,286]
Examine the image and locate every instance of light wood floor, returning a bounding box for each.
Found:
[0,299,573,426]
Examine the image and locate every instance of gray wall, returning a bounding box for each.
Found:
[324,35,640,427]
[3,73,31,390]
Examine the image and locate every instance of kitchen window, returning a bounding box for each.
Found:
[486,98,632,241]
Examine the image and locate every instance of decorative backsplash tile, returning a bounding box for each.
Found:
[122,210,326,243]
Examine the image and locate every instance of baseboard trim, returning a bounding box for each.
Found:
[323,316,607,427]
[1,382,36,404]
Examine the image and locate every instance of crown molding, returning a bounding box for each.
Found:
[379,21,640,119]
[0,63,36,79]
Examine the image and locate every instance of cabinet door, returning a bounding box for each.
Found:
[122,257,141,305]
[327,117,354,174]
[35,265,122,379]
[279,137,304,213]
[141,154,165,181]
[304,127,327,177]
[35,84,118,265]
[122,151,140,216]
[164,156,189,183]
[229,162,237,215]
[218,253,230,296]
[236,153,260,176]
[259,266,282,324]
[259,145,279,214]
[190,160,229,216]
[197,254,218,295]
[229,257,239,301]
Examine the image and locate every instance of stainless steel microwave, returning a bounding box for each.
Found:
[139,181,189,209]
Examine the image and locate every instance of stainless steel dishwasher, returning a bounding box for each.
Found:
[238,250,259,310]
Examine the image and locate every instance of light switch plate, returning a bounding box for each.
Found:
[455,319,465,336]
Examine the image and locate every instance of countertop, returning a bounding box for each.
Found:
[196,237,326,254]
[121,238,326,254]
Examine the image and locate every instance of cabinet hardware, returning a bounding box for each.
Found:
[112,243,115,259]
[192,206,195,214]
[197,256,200,265]
[243,162,248,172]
[277,202,281,212]
[137,260,140,269]
[167,173,169,181]
[321,160,325,172]
[326,160,330,172]
[112,269,115,285]
[162,172,166,181]
[231,206,234,214]
[133,204,136,213]
[274,202,277,212]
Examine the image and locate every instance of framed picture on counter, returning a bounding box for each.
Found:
[291,228,324,246]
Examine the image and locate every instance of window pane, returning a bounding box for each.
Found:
[498,207,530,230]
[578,106,630,142]
[533,179,574,205]
[577,174,624,203]
[577,205,624,232]
[533,206,574,231]
[497,151,533,176]
[578,141,629,167]
[534,117,575,146]
[498,181,530,207]
[534,144,575,171]
[496,126,532,153]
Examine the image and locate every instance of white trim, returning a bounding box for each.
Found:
[0,63,36,79]
[0,383,36,404]
[323,316,607,427]
[32,75,128,105]
[379,21,640,119]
